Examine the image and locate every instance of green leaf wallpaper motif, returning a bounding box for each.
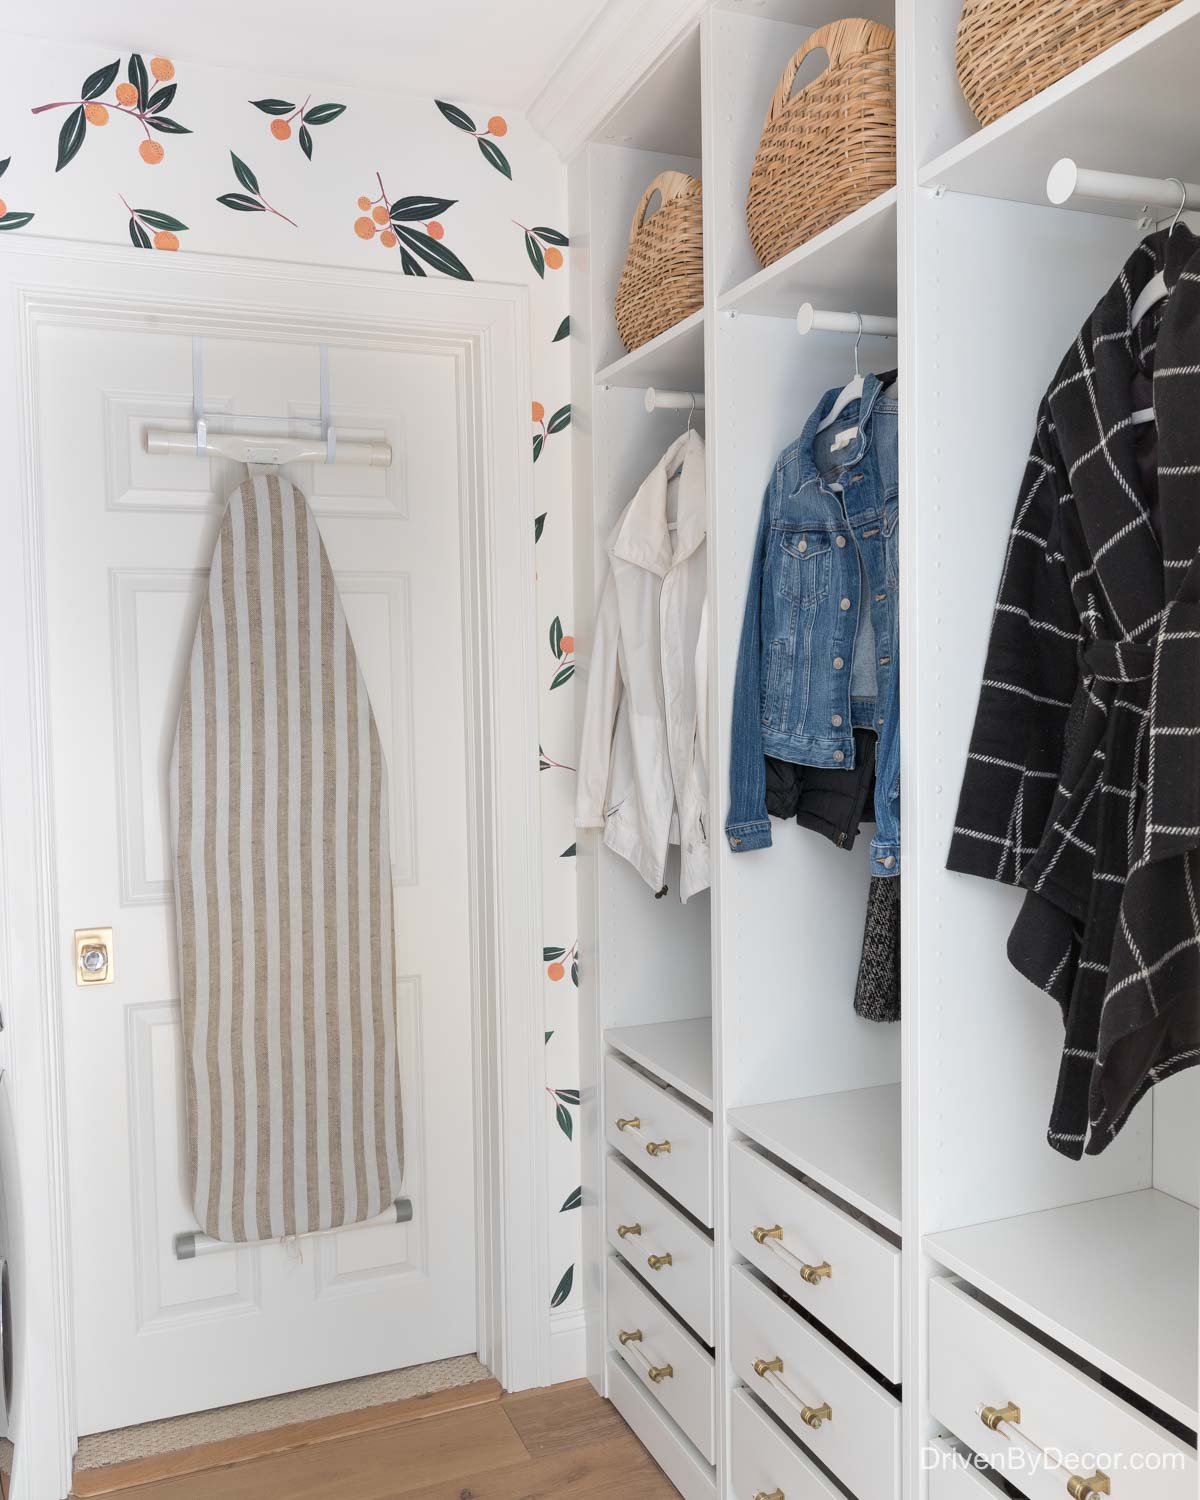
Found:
[251,93,346,158]
[551,1263,574,1309]
[435,99,512,180]
[121,194,187,248]
[532,401,570,464]
[353,172,472,279]
[217,151,297,225]
[514,220,568,279]
[560,1186,582,1212]
[0,157,33,231]
[33,53,191,170]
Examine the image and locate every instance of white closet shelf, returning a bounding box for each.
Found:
[925,1188,1198,1429]
[921,1,1200,210]
[718,189,898,319]
[606,1018,713,1110]
[596,309,705,391]
[729,1084,901,1236]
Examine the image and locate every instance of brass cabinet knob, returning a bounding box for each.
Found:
[646,1252,673,1271]
[1067,1474,1111,1499]
[616,1117,640,1132]
[753,1355,784,1378]
[618,1328,643,1346]
[754,1491,784,1500]
[752,1224,783,1245]
[800,1260,832,1286]
[648,1363,673,1383]
[645,1139,672,1156]
[617,1222,641,1239]
[801,1401,832,1430]
[980,1402,1021,1433]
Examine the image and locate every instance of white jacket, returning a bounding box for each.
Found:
[576,429,709,902]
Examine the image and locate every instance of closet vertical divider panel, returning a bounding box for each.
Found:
[571,35,720,1498]
[901,2,1200,1493]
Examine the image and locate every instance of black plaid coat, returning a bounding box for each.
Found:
[948,226,1200,1159]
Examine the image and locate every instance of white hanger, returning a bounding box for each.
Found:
[817,313,866,435]
[1130,177,1187,426]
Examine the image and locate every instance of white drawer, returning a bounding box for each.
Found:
[605,1053,713,1227]
[731,1138,901,1380]
[731,1263,900,1500]
[929,1277,1197,1500]
[607,1154,715,1344]
[731,1385,845,1500]
[927,1438,1011,1499]
[608,1253,716,1464]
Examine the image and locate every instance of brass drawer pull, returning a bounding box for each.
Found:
[616,1222,641,1239]
[754,1355,784,1378]
[752,1224,783,1244]
[753,1224,832,1285]
[646,1139,671,1156]
[618,1328,643,1346]
[800,1259,832,1285]
[646,1252,673,1271]
[980,1401,1020,1432]
[1067,1474,1111,1499]
[648,1363,673,1383]
[801,1401,832,1430]
[616,1117,640,1131]
[754,1491,784,1500]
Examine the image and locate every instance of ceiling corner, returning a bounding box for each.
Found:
[527,0,708,160]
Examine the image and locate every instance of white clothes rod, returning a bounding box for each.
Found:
[146,429,393,468]
[796,304,898,338]
[1046,158,1200,215]
[175,1196,413,1259]
[644,387,705,413]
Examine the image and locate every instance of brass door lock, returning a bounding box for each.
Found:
[75,929,114,986]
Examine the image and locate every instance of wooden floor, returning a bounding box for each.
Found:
[72,1379,680,1499]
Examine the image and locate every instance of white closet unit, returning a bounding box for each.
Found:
[568,3,1200,1497]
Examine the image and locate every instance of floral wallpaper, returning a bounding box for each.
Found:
[2,33,581,1342]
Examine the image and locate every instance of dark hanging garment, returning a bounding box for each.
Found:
[764,728,878,850]
[947,226,1200,1158]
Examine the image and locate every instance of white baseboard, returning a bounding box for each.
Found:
[549,1308,587,1384]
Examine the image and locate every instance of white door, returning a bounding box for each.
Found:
[37,314,477,1432]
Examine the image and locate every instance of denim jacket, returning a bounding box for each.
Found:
[726,372,900,877]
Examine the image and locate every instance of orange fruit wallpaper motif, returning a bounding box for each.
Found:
[351,174,473,279]
[120,192,187,248]
[436,99,512,180]
[33,54,192,170]
[250,94,347,160]
[0,157,33,232]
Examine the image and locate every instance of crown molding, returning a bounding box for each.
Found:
[528,0,708,160]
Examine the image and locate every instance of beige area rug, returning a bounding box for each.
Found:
[75,1354,490,1470]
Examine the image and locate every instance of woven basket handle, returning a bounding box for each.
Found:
[764,17,895,128]
[628,170,698,247]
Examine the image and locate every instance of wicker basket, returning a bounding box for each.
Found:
[746,18,896,268]
[957,0,1180,127]
[614,171,704,353]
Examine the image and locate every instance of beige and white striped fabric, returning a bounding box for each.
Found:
[169,474,403,1243]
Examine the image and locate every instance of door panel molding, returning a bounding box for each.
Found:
[0,235,545,1500]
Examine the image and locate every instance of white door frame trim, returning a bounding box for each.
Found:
[0,235,548,1500]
